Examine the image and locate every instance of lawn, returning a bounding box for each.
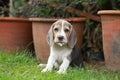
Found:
[0,51,120,80]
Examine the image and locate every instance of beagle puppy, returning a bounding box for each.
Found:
[40,19,83,74]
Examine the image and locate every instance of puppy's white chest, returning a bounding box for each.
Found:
[56,50,65,63]
[51,45,72,63]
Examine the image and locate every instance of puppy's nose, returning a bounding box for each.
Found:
[58,36,64,41]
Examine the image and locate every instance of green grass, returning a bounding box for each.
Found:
[0,51,120,80]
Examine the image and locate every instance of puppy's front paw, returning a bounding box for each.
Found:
[57,69,66,74]
[41,68,52,73]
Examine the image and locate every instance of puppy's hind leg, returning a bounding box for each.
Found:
[54,62,59,69]
[38,64,46,67]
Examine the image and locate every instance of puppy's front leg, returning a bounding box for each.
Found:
[57,58,70,74]
[41,56,55,72]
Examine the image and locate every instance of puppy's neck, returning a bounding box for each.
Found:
[51,43,72,54]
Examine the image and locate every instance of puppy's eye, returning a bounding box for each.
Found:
[54,28,59,32]
[64,29,69,33]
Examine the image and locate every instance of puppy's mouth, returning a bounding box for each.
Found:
[55,42,66,47]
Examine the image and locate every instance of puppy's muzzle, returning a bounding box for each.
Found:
[58,36,64,41]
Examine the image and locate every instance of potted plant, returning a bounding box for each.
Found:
[97,0,120,70]
[98,10,120,70]
[0,0,33,53]
[20,0,86,62]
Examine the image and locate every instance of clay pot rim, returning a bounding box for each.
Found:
[29,17,86,22]
[98,10,120,15]
[0,17,30,22]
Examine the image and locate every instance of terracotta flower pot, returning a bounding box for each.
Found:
[0,17,33,52]
[30,18,86,62]
[98,10,120,70]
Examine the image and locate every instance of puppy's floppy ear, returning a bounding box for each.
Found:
[46,24,54,46]
[68,24,77,48]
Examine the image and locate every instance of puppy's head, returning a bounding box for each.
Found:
[47,19,77,48]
